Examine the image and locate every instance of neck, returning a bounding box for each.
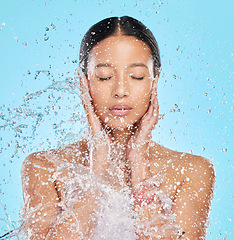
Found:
[111,129,132,146]
[104,125,136,147]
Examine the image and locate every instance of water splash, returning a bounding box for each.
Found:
[0,70,87,237]
[1,69,182,239]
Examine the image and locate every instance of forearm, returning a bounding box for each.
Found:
[22,192,99,240]
[134,205,181,240]
[131,172,181,239]
[46,192,99,240]
[46,206,96,239]
[21,203,60,240]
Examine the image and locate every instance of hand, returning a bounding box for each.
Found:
[79,75,111,177]
[127,80,159,184]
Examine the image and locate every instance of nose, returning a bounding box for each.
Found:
[111,74,129,98]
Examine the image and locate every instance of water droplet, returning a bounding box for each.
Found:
[202,147,205,151]
[104,117,109,123]
[50,23,56,29]
[221,148,227,152]
[44,36,49,41]
[120,118,124,123]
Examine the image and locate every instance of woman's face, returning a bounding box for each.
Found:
[87,35,158,130]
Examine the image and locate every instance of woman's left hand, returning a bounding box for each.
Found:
[127,80,159,185]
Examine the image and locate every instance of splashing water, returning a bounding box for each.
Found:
[0,69,181,239]
[0,70,86,238]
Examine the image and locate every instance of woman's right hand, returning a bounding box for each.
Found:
[79,74,111,178]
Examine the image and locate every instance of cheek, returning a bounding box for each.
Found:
[136,95,151,114]
[90,83,109,111]
[131,84,151,109]
[90,82,102,100]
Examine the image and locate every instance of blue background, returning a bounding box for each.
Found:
[0,0,233,239]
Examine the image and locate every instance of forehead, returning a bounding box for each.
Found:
[90,35,152,65]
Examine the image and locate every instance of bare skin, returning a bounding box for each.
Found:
[21,35,215,239]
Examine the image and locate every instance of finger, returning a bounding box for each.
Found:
[80,76,102,134]
[141,89,156,123]
[151,79,157,98]
[147,93,159,127]
[137,90,159,138]
[149,81,159,119]
[153,93,159,117]
[80,76,92,116]
[79,76,90,109]
[146,79,158,117]
[140,84,155,123]
[128,80,159,147]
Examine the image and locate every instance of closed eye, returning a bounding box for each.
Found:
[131,76,144,80]
[98,76,113,81]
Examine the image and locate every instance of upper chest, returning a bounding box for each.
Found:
[148,150,189,201]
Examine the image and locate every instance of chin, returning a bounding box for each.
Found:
[101,117,138,131]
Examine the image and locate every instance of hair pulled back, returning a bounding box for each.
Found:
[79,16,161,77]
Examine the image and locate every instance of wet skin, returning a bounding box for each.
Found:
[21,35,215,239]
[86,35,154,130]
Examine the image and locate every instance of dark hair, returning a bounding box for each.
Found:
[79,16,161,77]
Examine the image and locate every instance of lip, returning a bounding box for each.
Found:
[109,104,132,116]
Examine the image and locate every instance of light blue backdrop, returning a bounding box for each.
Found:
[0,0,233,239]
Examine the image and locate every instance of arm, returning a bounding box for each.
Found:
[131,156,215,240]
[21,153,60,239]
[21,153,100,240]
[129,148,182,239]
[173,157,216,239]
[45,189,99,240]
[21,75,114,239]
[127,79,215,238]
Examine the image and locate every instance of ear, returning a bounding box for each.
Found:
[155,68,161,81]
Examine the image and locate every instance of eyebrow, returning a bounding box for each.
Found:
[95,63,148,69]
[95,63,113,68]
[129,63,148,68]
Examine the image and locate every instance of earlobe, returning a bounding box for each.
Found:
[157,67,161,75]
[155,68,161,83]
[156,68,161,79]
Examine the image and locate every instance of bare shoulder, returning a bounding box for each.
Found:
[22,138,89,176]
[21,151,58,195]
[21,150,55,176]
[149,141,216,186]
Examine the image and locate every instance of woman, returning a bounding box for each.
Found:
[20,16,215,239]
